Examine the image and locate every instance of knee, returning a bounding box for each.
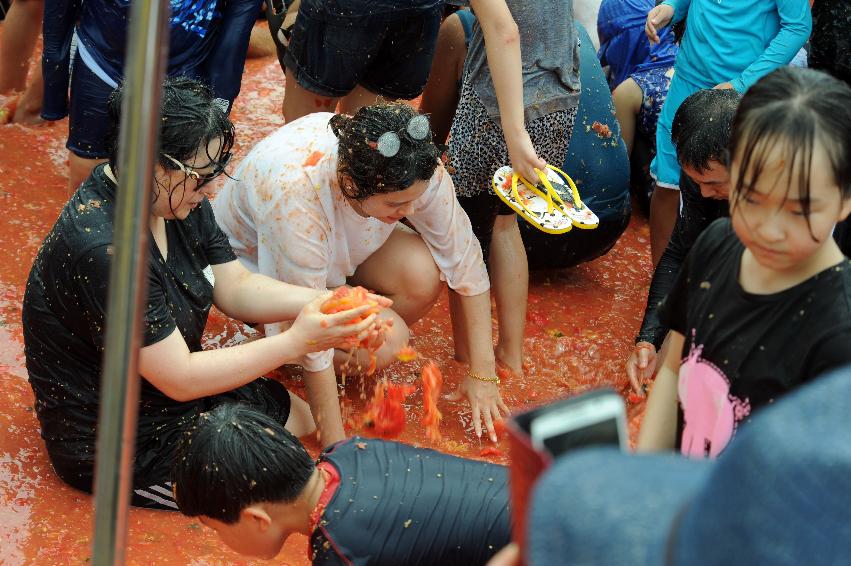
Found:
[374,315,411,369]
[398,252,442,308]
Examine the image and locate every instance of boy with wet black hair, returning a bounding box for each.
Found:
[173,403,510,564]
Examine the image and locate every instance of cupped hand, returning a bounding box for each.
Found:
[625,341,657,396]
[506,128,547,186]
[449,375,510,442]
[365,291,393,309]
[290,293,380,354]
[645,4,674,44]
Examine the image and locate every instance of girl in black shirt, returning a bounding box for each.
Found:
[22,77,385,509]
[638,68,851,457]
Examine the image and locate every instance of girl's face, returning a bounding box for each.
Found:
[356,178,430,224]
[151,137,225,220]
[730,139,851,272]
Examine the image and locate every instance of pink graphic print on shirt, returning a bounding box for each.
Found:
[678,343,751,458]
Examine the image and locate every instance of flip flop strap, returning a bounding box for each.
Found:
[546,164,584,209]
[518,171,563,214]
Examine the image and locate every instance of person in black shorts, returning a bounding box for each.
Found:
[173,403,510,564]
[22,76,384,510]
[279,0,443,122]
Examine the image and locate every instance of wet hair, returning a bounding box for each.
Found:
[329,103,441,200]
[671,88,741,173]
[729,67,851,232]
[106,76,235,209]
[172,403,315,524]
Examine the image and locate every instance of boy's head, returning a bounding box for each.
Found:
[671,88,741,200]
[172,403,315,559]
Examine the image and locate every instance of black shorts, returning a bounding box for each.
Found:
[67,52,114,159]
[46,377,292,511]
[522,212,631,271]
[282,0,442,99]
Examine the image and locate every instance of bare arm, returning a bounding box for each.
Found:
[470,0,545,182]
[138,295,378,402]
[211,258,324,324]
[449,289,509,442]
[304,366,346,448]
[636,330,684,452]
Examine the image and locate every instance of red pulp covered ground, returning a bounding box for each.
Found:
[0,37,651,566]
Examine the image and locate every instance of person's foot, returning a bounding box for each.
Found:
[0,92,43,125]
[0,94,18,125]
[495,352,524,381]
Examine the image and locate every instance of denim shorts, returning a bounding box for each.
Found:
[283,0,442,99]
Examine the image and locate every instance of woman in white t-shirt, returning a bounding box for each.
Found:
[213,103,507,447]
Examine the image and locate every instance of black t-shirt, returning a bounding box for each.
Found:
[658,218,851,458]
[22,165,236,487]
[638,173,851,348]
[311,438,510,566]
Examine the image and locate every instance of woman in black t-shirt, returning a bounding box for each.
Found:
[22,77,384,510]
[638,68,851,457]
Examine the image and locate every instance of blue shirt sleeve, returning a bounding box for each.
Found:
[42,0,81,120]
[203,0,262,113]
[730,0,811,92]
[662,0,692,25]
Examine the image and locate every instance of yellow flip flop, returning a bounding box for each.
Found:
[533,165,599,230]
[492,166,573,234]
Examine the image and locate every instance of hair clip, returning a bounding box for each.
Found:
[374,114,432,157]
[377,132,401,157]
[406,114,430,140]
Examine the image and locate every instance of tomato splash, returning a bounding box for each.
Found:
[591,121,613,139]
[321,286,383,377]
[395,344,418,362]
[421,362,443,442]
[479,446,504,458]
[303,150,324,167]
[361,380,416,439]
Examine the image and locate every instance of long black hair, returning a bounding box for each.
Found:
[172,403,314,524]
[107,76,235,209]
[729,67,851,235]
[329,103,440,200]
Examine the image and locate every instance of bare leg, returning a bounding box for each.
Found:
[419,12,466,143]
[338,228,442,372]
[332,307,410,373]
[282,66,338,122]
[284,390,317,437]
[69,154,107,193]
[11,66,43,124]
[349,228,443,325]
[246,24,277,59]
[612,78,642,157]
[649,185,679,266]
[337,84,381,116]
[0,0,43,93]
[489,214,527,374]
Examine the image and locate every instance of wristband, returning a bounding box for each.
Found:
[468,371,500,385]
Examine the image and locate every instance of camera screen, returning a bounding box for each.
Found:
[541,418,621,457]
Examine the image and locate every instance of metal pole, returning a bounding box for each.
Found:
[91,1,169,564]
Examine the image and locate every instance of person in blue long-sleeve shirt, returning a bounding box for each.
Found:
[642,0,811,266]
[41,0,261,190]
